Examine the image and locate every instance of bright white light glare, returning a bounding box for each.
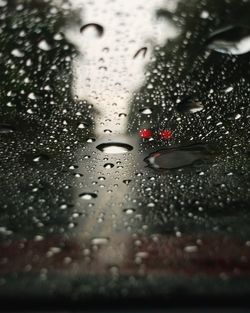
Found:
[58,0,180,136]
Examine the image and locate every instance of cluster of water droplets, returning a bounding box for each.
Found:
[0,0,249,297]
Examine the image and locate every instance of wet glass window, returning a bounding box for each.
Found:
[0,0,250,309]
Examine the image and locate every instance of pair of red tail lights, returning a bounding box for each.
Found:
[139,128,173,140]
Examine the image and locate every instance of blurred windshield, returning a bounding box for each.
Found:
[0,0,250,308]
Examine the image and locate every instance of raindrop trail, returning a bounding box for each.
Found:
[133,47,148,59]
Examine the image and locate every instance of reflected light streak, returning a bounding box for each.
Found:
[61,0,180,136]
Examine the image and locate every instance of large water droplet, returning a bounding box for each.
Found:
[80,23,104,37]
[79,192,97,200]
[38,39,52,51]
[91,237,109,245]
[97,142,133,154]
[184,245,198,253]
[11,49,24,58]
[87,138,96,143]
[0,124,14,134]
[144,144,214,170]
[32,154,50,163]
[123,179,132,185]
[123,208,136,215]
[207,26,250,55]
[104,163,114,169]
[176,96,204,114]
[140,108,153,115]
